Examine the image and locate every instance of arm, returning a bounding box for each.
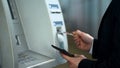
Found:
[78,20,120,68]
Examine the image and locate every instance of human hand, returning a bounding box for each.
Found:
[72,30,94,51]
[61,53,87,68]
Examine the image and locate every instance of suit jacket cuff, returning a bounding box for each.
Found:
[78,59,95,68]
[92,39,99,58]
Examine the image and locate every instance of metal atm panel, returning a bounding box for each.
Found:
[15,0,55,57]
[0,0,68,68]
[15,0,68,63]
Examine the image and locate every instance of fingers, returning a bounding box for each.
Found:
[61,53,85,61]
[80,55,87,59]
[75,39,82,48]
[72,31,81,46]
[61,53,72,62]
[61,54,87,68]
[72,30,82,42]
[72,30,93,51]
[61,53,87,60]
[74,54,81,57]
[72,30,82,35]
[74,54,87,59]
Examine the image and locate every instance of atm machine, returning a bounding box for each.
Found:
[0,0,68,68]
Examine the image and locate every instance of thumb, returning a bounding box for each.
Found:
[80,55,87,59]
[61,53,72,62]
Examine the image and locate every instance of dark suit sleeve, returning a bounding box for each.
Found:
[78,17,120,68]
[92,39,99,59]
[78,59,96,68]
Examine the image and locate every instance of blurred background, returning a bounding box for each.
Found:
[54,0,111,68]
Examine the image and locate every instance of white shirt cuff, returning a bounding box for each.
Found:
[89,41,93,54]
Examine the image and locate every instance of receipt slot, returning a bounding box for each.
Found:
[0,0,68,68]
